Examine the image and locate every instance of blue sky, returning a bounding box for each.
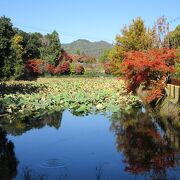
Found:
[0,0,180,43]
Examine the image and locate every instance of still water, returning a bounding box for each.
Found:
[1,108,180,180]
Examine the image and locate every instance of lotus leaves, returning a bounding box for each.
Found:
[0,77,139,119]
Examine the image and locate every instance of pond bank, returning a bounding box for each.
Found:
[158,97,180,128]
[136,85,180,129]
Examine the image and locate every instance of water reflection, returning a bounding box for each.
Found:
[0,127,18,180]
[110,108,180,178]
[0,109,180,179]
[0,111,63,135]
[0,112,63,179]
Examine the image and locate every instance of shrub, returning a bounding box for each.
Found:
[54,61,70,75]
[75,64,85,75]
[44,63,55,74]
[26,59,44,75]
[70,63,76,74]
[26,59,71,76]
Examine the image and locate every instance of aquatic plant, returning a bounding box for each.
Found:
[0,78,139,119]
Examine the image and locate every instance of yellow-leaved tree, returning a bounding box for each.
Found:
[11,34,25,79]
[107,17,156,76]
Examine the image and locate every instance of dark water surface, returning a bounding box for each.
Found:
[1,108,180,180]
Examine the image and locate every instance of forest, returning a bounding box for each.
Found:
[1,16,179,81]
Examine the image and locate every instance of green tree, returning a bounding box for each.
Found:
[40,31,61,65]
[168,25,180,48]
[0,16,14,79]
[25,32,43,60]
[11,34,25,79]
[164,25,180,78]
[13,28,30,48]
[174,48,180,78]
[13,29,43,60]
[98,49,111,63]
[75,49,81,55]
[116,17,154,51]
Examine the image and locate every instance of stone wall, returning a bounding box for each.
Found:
[167,84,180,102]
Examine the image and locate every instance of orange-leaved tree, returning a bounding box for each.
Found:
[121,48,176,102]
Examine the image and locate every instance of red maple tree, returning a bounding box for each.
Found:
[121,48,175,102]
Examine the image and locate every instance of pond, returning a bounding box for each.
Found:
[1,108,180,180]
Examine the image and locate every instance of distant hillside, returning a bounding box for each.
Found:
[62,39,113,58]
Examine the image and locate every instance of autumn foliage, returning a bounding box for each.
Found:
[122,48,176,102]
[44,63,55,74]
[54,61,70,75]
[26,59,45,75]
[26,49,73,76]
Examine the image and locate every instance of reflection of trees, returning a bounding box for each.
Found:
[0,127,18,180]
[110,108,180,178]
[0,111,63,136]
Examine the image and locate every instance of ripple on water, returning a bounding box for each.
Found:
[40,158,70,168]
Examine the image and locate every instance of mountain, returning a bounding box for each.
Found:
[62,39,113,58]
